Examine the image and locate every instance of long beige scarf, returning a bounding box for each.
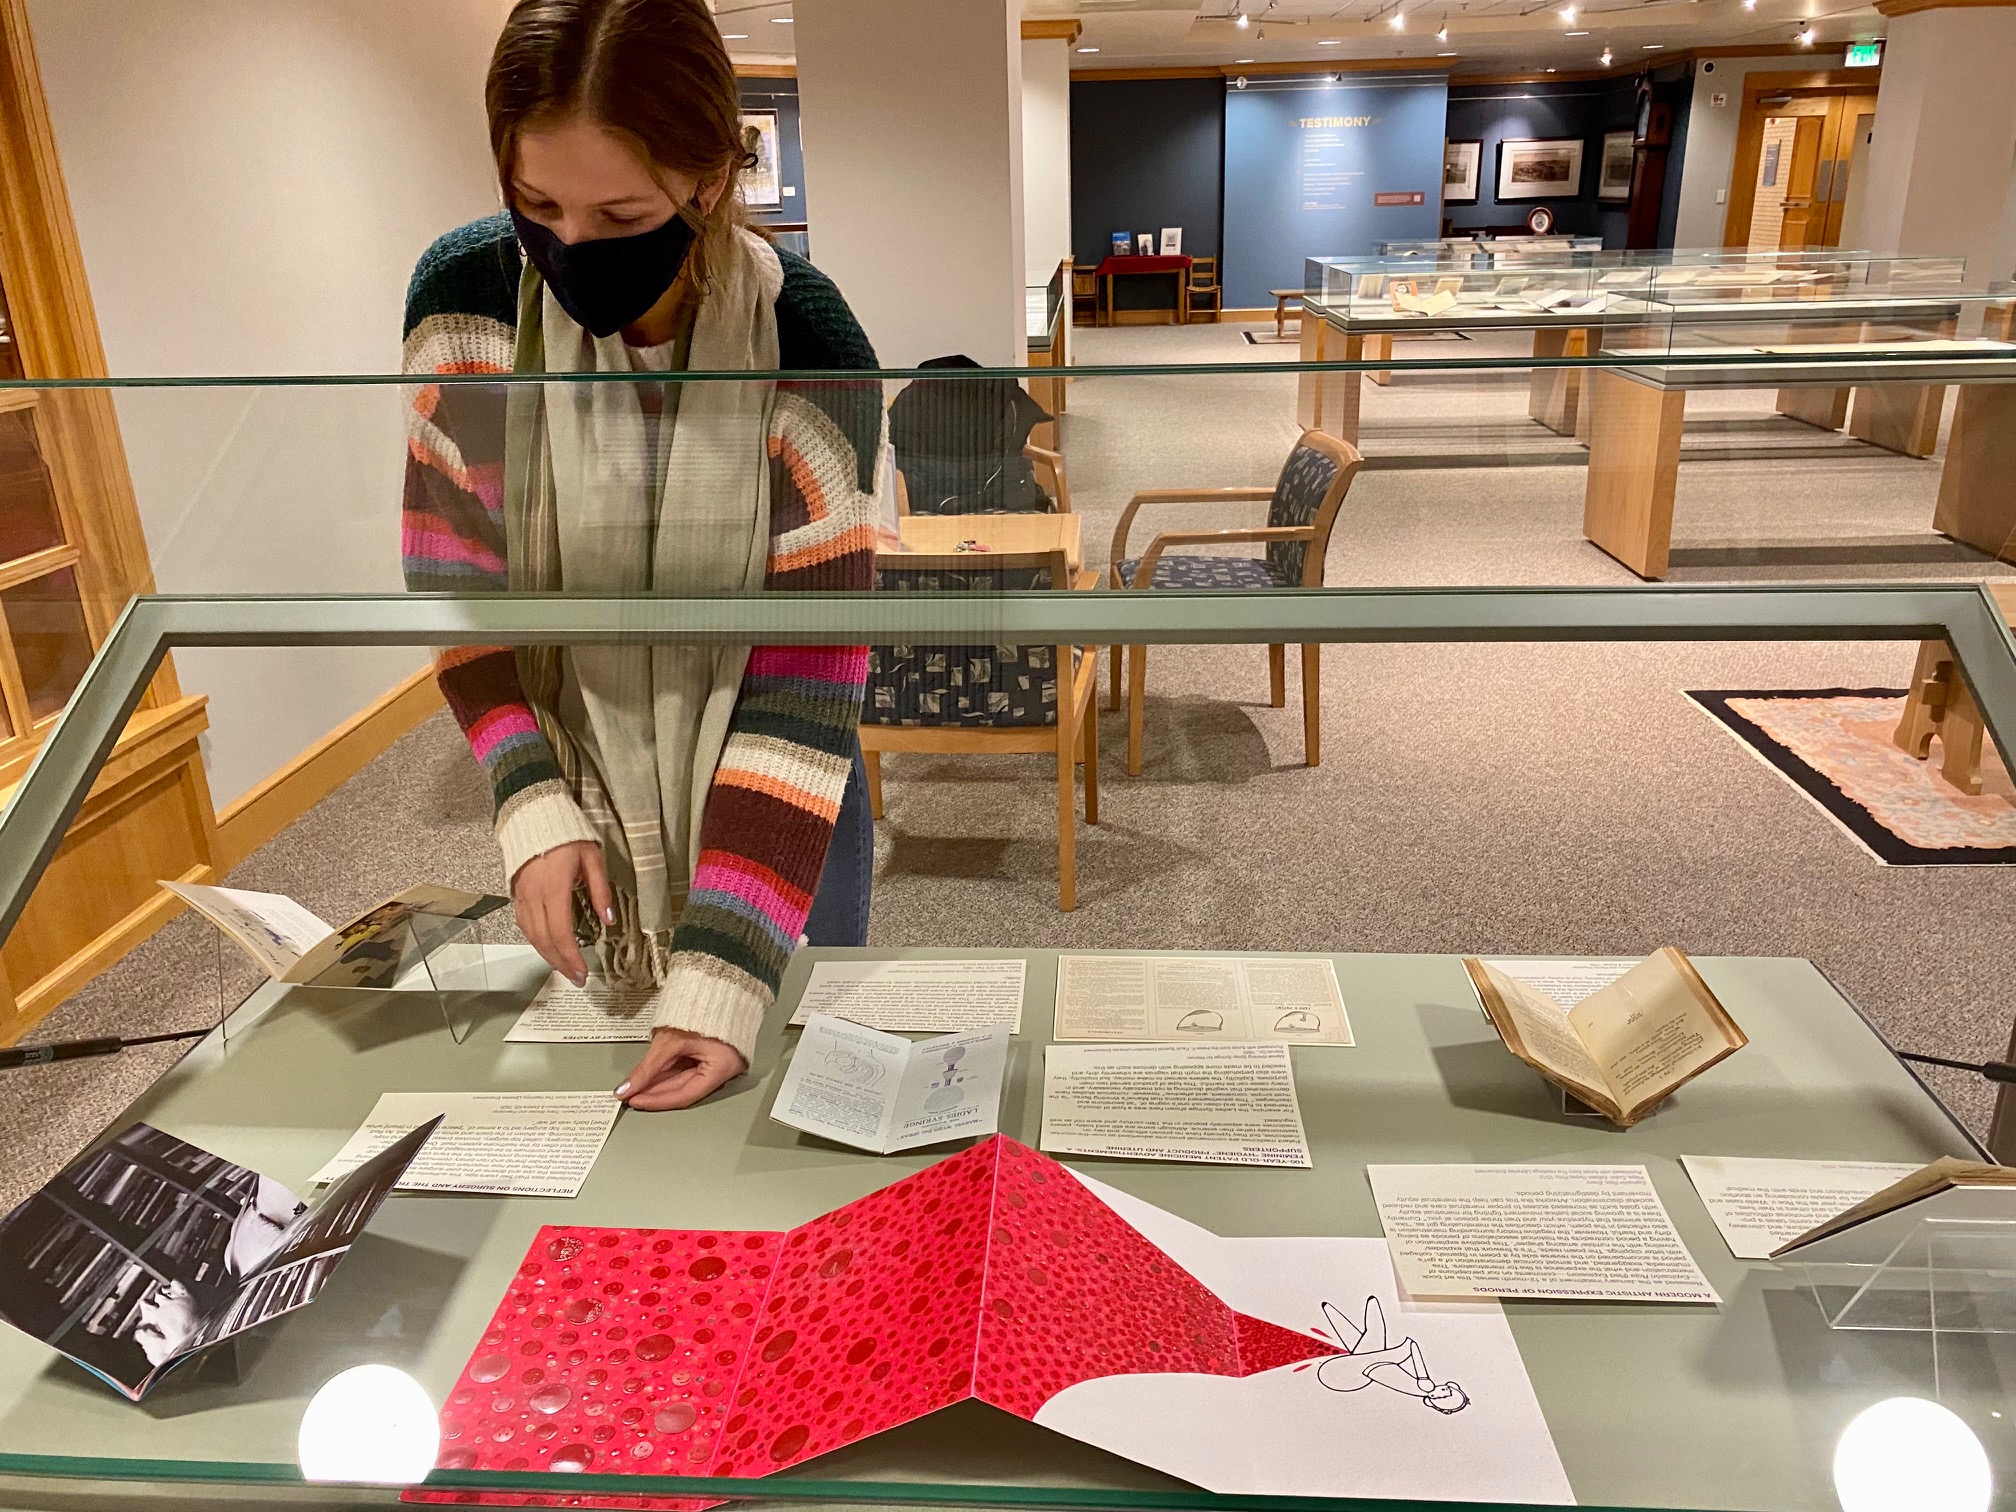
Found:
[504,230,782,983]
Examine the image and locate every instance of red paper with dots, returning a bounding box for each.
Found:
[409,1136,1336,1507]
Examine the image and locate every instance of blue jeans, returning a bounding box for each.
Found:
[803,745,872,946]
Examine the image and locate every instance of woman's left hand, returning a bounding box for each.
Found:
[616,1028,747,1111]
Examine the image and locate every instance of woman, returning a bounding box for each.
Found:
[401,0,881,1111]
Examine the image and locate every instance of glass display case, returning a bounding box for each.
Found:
[4,361,2016,1508]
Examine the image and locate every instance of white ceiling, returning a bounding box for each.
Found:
[717,0,1885,77]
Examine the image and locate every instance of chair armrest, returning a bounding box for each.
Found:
[1108,487,1275,567]
[1024,444,1072,513]
[1130,527,1313,589]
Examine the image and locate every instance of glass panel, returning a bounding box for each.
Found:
[3,565,93,721]
[0,407,66,564]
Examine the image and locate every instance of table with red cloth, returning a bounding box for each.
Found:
[1093,253,1194,325]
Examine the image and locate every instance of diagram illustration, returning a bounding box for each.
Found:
[1173,1008,1226,1033]
[1313,1298,1470,1414]
[820,1043,887,1089]
[1273,1009,1323,1035]
[923,1044,969,1111]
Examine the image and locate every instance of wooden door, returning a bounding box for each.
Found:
[1722,70,1884,248]
[1819,96,1878,248]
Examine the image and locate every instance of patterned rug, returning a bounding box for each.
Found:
[1688,688,2016,865]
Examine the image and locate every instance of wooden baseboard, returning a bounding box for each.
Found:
[1216,308,1278,323]
[214,664,445,870]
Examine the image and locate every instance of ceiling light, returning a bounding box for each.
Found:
[1388,9,1406,29]
[1077,45,1100,51]
[1437,49,1458,55]
[1236,57,1256,62]
[1599,47,1613,63]
[1642,41,1663,47]
[1436,19,1449,41]
[1319,37,1342,44]
[1560,4,1577,20]
[722,31,748,38]
[1236,9,1251,25]
[770,14,792,22]
[1796,25,1815,42]
[1742,0,1756,8]
[1544,65,1557,70]
[1565,28,1588,35]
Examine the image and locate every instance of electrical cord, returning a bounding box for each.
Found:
[1896,1051,2016,1085]
[0,1027,211,1070]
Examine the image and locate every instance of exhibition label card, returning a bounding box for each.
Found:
[1041,1043,1311,1168]
[1477,957,1635,1007]
[788,957,1026,1033]
[1680,1154,1922,1260]
[1053,954,1351,1046]
[772,1013,1010,1154]
[1367,1163,1718,1303]
[504,971,657,1042]
[311,1091,621,1199]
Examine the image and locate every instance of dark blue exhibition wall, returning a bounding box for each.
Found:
[1069,76,1226,273]
[1222,73,1447,309]
[1443,77,1637,245]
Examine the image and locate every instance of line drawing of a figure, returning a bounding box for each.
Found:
[1314,1298,1470,1414]
[1273,1009,1323,1035]
[1173,1008,1225,1033]
[924,1045,968,1111]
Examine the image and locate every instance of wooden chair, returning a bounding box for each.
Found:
[1187,255,1222,321]
[1106,428,1363,775]
[1071,264,1100,327]
[859,548,1101,911]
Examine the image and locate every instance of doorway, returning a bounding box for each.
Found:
[1722,70,1880,251]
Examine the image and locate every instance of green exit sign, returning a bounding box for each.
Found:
[1844,41,1882,66]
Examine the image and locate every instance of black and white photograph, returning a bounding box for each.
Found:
[1443,138,1482,204]
[0,1121,434,1399]
[1599,130,1636,201]
[1494,137,1585,201]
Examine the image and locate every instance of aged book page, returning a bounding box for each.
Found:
[1570,949,1744,1119]
[1466,961,1612,1106]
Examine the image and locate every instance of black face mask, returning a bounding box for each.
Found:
[510,207,697,338]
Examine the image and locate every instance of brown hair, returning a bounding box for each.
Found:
[487,0,748,288]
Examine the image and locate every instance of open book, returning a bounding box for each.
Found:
[162,881,505,990]
[1462,948,1747,1127]
[1770,1157,2016,1257]
[0,1119,436,1399]
[1389,278,1460,316]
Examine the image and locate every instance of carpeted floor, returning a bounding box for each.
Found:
[10,319,2016,1210]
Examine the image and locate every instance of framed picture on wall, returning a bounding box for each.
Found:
[1598,130,1635,202]
[1494,137,1585,201]
[1442,139,1482,204]
[739,111,782,211]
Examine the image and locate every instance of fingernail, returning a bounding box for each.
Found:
[614,1081,632,1098]
[572,972,588,988]
[602,906,616,924]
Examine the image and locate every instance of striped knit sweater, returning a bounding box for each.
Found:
[401,213,882,1062]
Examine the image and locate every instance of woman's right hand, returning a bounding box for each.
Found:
[511,840,614,986]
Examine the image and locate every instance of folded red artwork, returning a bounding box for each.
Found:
[409,1135,1338,1507]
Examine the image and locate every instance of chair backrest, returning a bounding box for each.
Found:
[1264,429,1365,587]
[864,549,1072,728]
[1188,255,1219,287]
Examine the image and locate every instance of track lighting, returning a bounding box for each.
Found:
[1560,5,1577,21]
[1389,8,1406,29]
[1795,25,1815,43]
[1236,10,1250,26]
[1599,46,1613,63]
[1436,16,1449,41]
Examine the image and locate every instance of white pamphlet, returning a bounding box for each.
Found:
[1054,955,1351,1046]
[505,971,659,1042]
[1041,1043,1311,1168]
[161,881,335,978]
[771,1013,1010,1154]
[1477,957,1634,1007]
[1680,1154,1923,1260]
[787,957,1026,1033]
[310,1091,621,1198]
[1368,1163,1718,1303]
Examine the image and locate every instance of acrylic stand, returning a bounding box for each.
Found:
[1796,1215,2016,1335]
[206,907,504,1050]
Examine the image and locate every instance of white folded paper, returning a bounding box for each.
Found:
[312,1091,621,1198]
[1041,1042,1312,1167]
[771,1013,1010,1154]
[787,957,1026,1033]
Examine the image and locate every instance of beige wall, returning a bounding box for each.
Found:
[1670,52,1816,249]
[1021,36,1073,284]
[795,0,1026,367]
[28,0,506,806]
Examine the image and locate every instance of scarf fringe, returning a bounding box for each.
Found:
[578,884,676,987]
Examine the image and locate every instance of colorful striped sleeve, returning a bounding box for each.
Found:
[651,384,879,1059]
[401,221,596,876]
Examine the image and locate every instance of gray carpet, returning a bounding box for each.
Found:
[9,322,2012,1210]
